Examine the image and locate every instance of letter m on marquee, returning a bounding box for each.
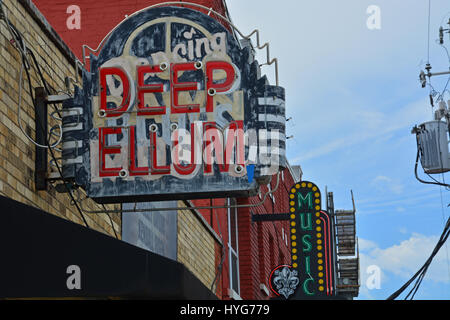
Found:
[298,192,313,210]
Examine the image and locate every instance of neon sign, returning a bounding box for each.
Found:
[61,6,286,203]
[269,182,336,299]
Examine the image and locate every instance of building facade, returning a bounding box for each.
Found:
[187,165,301,300]
[237,166,302,299]
[0,0,300,299]
[0,0,121,238]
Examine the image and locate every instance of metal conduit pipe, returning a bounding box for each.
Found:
[76,172,282,214]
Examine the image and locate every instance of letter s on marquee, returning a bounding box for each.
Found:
[302,234,312,253]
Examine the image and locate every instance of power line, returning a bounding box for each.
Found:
[414,147,450,189]
[103,204,119,239]
[427,0,432,64]
[411,128,450,296]
[437,182,450,286]
[22,52,90,229]
[387,216,450,300]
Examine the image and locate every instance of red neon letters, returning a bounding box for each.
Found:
[171,62,201,114]
[98,124,245,178]
[99,67,131,118]
[137,65,165,116]
[206,61,236,113]
[99,127,123,177]
[99,61,236,116]
[98,61,239,178]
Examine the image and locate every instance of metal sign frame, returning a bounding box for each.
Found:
[61,6,286,204]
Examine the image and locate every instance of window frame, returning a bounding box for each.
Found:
[227,198,241,297]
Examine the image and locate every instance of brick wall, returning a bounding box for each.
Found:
[33,0,229,61]
[189,172,296,301]
[0,0,120,238]
[177,200,221,294]
[190,198,230,298]
[237,167,296,300]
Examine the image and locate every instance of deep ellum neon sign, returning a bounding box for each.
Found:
[61,6,286,204]
[269,182,336,300]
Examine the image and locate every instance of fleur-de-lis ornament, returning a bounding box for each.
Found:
[273,266,300,299]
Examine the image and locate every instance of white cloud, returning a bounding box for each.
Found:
[399,227,408,234]
[360,234,450,289]
[358,238,378,251]
[372,176,392,184]
[371,175,404,195]
[290,94,430,164]
[357,190,441,211]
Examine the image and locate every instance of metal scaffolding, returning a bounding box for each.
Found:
[327,190,360,298]
[335,208,357,256]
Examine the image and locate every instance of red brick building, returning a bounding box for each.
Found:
[190,164,301,300]
[32,0,297,300]
[33,0,230,65]
[236,165,301,299]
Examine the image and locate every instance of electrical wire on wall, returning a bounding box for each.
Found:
[21,49,91,229]
[208,198,226,295]
[0,1,123,235]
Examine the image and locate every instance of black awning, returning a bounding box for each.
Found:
[0,196,217,300]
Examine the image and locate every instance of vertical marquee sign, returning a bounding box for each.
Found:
[269,181,335,299]
[60,6,286,204]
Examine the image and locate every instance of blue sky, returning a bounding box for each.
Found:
[227,0,450,300]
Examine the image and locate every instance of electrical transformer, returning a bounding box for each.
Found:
[413,120,450,174]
